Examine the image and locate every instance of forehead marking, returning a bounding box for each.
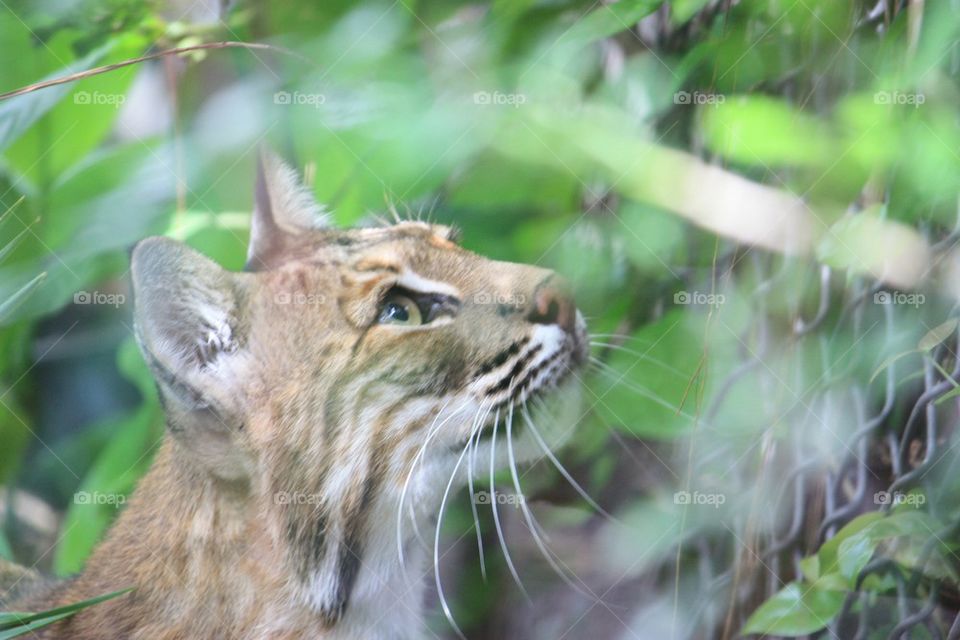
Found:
[397,270,461,298]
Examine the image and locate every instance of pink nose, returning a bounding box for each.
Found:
[528,281,576,333]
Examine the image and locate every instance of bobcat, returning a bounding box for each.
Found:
[4,151,587,639]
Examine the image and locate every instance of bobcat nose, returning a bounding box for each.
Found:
[527,278,576,333]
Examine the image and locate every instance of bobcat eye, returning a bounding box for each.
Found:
[378,294,423,326]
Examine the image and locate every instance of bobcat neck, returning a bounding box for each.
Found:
[45,440,427,640]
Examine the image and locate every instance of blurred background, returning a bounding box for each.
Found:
[1,0,959,637]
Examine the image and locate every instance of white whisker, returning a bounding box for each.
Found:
[397,399,464,570]
[587,357,696,418]
[433,413,478,640]
[508,402,592,597]
[466,401,493,582]
[589,341,689,378]
[521,406,619,523]
[489,408,530,601]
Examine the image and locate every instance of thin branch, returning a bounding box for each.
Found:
[0,41,311,102]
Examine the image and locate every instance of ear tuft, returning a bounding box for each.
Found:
[247,148,329,270]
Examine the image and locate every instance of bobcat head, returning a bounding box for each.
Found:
[130,151,587,632]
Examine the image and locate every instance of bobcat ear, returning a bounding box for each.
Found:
[132,237,252,479]
[246,148,329,270]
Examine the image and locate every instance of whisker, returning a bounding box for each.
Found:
[488,408,530,602]
[407,500,428,554]
[588,342,689,378]
[433,411,478,640]
[589,333,660,344]
[508,402,593,597]
[466,402,493,582]
[521,405,619,523]
[397,399,463,570]
[587,358,696,418]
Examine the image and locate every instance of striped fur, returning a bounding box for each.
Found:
[10,153,586,639]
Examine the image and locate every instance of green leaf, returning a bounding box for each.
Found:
[563,0,663,47]
[0,530,11,561]
[836,534,877,582]
[588,311,703,439]
[0,273,46,325]
[798,554,819,582]
[670,0,711,25]
[0,46,106,155]
[743,582,845,636]
[5,31,149,185]
[0,588,132,637]
[869,349,916,384]
[936,385,960,406]
[816,512,885,577]
[54,406,159,575]
[918,319,958,352]
[701,96,833,168]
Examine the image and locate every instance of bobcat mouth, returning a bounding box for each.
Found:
[455,334,580,450]
[482,330,581,403]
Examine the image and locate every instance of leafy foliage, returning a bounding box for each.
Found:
[0,0,958,638]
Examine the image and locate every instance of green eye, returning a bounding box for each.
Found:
[378,294,423,326]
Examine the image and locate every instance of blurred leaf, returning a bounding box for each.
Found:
[836,534,876,583]
[0,530,11,561]
[701,96,833,168]
[0,273,45,325]
[0,588,131,637]
[742,582,844,636]
[53,405,158,575]
[0,143,174,326]
[5,31,148,185]
[869,349,916,384]
[814,512,884,579]
[564,0,663,46]
[0,393,31,483]
[0,43,106,155]
[589,311,703,439]
[918,319,957,352]
[670,0,710,25]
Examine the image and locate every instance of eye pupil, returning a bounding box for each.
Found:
[386,301,409,322]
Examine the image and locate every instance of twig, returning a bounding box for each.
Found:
[0,41,311,102]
